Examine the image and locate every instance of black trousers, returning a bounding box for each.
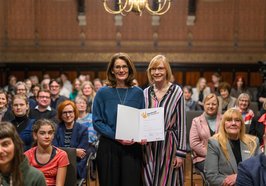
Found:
[96,136,143,186]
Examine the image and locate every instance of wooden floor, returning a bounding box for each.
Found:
[88,153,203,186]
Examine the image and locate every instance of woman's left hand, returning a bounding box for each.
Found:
[172,157,184,168]
[76,148,86,159]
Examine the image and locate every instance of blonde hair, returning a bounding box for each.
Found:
[147,55,173,84]
[212,108,257,160]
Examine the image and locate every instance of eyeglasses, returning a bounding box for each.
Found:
[38,96,50,99]
[62,110,74,116]
[75,101,86,105]
[113,65,129,71]
[50,85,59,88]
[150,67,165,72]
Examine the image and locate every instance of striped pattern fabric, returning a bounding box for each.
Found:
[143,84,187,186]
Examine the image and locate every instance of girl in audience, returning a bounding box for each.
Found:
[69,78,81,101]
[192,77,211,110]
[0,89,8,121]
[217,82,236,113]
[53,100,88,180]
[79,81,96,112]
[25,119,69,186]
[7,95,35,151]
[231,75,252,100]
[204,108,260,186]
[0,121,46,185]
[235,93,255,132]
[190,93,222,172]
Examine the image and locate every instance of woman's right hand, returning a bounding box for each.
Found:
[117,139,135,145]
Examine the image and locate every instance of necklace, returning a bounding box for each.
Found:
[15,120,25,128]
[116,88,129,105]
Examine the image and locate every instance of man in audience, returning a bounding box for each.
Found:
[29,89,57,122]
[49,79,68,109]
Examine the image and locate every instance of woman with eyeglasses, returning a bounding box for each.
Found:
[93,53,145,186]
[25,119,69,186]
[143,55,186,186]
[204,108,260,186]
[0,122,46,185]
[53,100,88,180]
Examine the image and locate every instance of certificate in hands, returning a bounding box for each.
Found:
[115,104,164,142]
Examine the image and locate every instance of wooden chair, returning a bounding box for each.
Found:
[59,147,78,186]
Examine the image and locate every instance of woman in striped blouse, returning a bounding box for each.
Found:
[143,55,186,186]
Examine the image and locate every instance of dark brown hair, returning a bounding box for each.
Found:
[105,53,136,87]
[0,122,24,185]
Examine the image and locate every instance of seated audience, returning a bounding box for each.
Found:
[249,101,266,145]
[190,93,222,172]
[78,81,96,112]
[257,81,266,110]
[183,85,201,111]
[0,89,8,121]
[25,119,69,186]
[0,121,46,185]
[75,95,98,147]
[49,79,68,110]
[53,100,88,180]
[207,72,222,96]
[204,108,260,186]
[6,95,35,151]
[236,134,266,186]
[29,89,57,122]
[231,75,252,100]
[217,82,236,113]
[192,77,211,110]
[93,78,103,92]
[15,81,37,109]
[69,78,81,101]
[235,93,254,133]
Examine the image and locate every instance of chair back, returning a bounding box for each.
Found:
[186,111,203,152]
[60,147,77,186]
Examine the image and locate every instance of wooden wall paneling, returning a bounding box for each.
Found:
[38,0,80,40]
[220,72,233,85]
[0,0,5,43]
[7,0,35,40]
[158,0,188,40]
[238,0,264,41]
[173,71,183,86]
[185,71,201,86]
[135,71,148,88]
[192,0,234,41]
[250,72,263,87]
[62,71,78,84]
[96,71,107,83]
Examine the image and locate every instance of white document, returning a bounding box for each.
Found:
[115,104,164,142]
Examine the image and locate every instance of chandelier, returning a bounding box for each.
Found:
[103,0,172,16]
